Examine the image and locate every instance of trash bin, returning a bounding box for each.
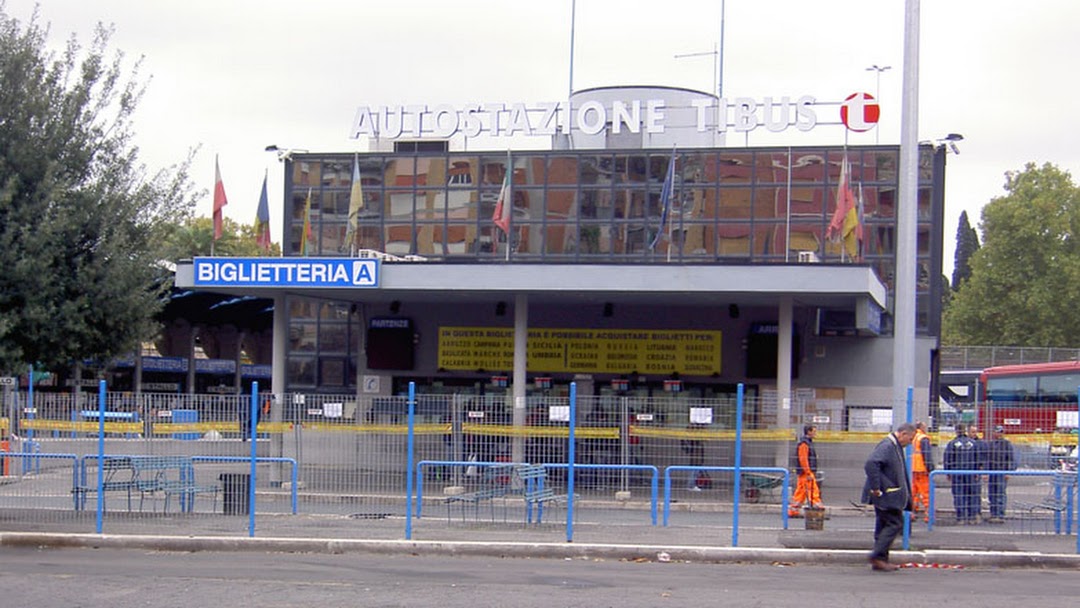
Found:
[804,506,826,531]
[220,473,251,515]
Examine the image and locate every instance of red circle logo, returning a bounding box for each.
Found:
[840,92,880,132]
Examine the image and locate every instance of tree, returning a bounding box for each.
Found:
[942,163,1080,346]
[161,216,281,259]
[0,8,198,374]
[951,210,980,290]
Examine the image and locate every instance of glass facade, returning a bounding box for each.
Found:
[281,145,944,391]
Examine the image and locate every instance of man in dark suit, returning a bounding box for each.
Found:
[862,422,916,572]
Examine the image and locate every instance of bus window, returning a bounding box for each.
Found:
[986,376,1036,402]
[1037,373,1080,403]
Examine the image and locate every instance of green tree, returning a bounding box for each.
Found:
[0,7,198,374]
[161,216,281,259]
[951,209,980,290]
[943,163,1080,346]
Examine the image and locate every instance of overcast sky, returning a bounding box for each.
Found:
[7,0,1079,275]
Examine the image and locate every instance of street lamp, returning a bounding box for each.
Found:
[264,144,307,162]
[866,64,891,144]
[942,133,964,154]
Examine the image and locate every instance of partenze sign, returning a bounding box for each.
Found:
[193,257,379,288]
[349,95,876,140]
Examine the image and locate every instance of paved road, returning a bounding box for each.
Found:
[3,545,1080,608]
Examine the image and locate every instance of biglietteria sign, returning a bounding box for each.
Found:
[194,258,379,288]
[350,94,879,139]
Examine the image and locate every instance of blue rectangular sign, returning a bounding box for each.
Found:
[193,257,379,288]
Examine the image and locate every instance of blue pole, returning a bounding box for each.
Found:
[95,380,106,534]
[902,387,913,550]
[662,467,672,526]
[248,382,258,537]
[732,383,744,547]
[405,382,415,540]
[1076,387,1079,555]
[26,364,34,440]
[567,382,576,542]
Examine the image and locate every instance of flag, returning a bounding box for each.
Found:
[213,155,228,240]
[492,151,512,234]
[649,147,677,251]
[254,173,271,252]
[299,188,313,256]
[849,182,866,259]
[343,154,364,251]
[826,154,861,260]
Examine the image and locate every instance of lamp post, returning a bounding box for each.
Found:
[866,64,891,144]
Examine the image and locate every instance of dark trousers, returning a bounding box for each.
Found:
[988,476,1007,518]
[951,475,979,521]
[870,507,904,561]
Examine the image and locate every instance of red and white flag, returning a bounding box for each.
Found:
[213,155,229,241]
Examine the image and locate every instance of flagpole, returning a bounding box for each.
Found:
[505,150,512,262]
[784,148,792,263]
[211,155,217,257]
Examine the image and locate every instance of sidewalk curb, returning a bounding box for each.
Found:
[2,532,1078,569]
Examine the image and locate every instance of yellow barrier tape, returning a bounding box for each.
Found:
[630,427,797,441]
[15,417,1075,446]
[151,422,294,435]
[300,422,448,435]
[21,419,143,434]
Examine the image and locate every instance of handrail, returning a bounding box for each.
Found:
[662,465,791,529]
[928,469,1073,533]
[414,459,661,526]
[191,455,299,515]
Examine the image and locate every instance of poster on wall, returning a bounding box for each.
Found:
[436,326,721,376]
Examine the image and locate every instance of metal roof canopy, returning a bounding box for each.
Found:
[174,261,886,311]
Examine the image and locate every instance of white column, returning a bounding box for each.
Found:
[893,0,921,423]
[776,296,793,467]
[511,294,529,464]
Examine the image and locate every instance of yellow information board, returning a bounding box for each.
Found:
[437,327,721,375]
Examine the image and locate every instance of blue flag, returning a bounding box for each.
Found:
[255,174,271,252]
[650,147,677,251]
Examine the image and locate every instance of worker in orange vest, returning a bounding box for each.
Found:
[911,421,934,521]
[789,424,822,517]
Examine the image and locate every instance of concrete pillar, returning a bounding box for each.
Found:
[511,294,528,464]
[775,296,793,468]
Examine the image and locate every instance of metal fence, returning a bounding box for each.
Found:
[1,386,1077,548]
[940,345,1080,370]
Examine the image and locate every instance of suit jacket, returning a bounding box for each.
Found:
[862,433,913,511]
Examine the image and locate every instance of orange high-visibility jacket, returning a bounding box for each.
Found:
[912,429,934,473]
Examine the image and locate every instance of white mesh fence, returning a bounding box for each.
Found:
[0,389,1075,541]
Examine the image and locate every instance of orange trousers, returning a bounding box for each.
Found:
[790,472,821,511]
[912,471,930,513]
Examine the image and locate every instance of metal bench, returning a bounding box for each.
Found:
[74,456,217,513]
[130,456,219,513]
[516,464,563,524]
[72,456,138,511]
[444,463,515,522]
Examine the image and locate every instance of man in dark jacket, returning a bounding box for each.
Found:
[944,424,980,524]
[985,426,1017,523]
[862,422,915,572]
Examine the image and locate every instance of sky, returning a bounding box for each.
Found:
[6,0,1080,276]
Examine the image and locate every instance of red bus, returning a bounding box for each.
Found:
[978,361,1080,434]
